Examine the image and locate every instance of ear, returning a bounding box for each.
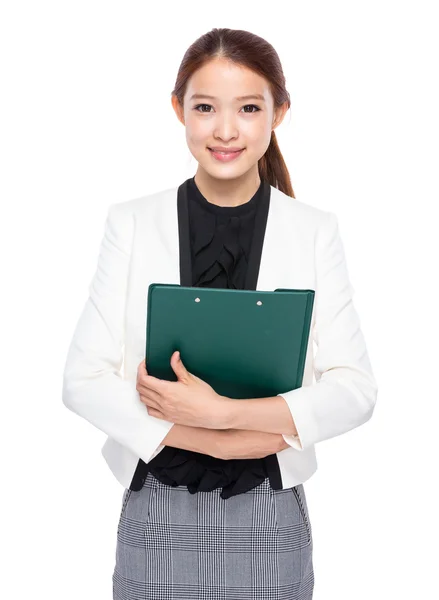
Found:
[171,94,185,126]
[272,100,289,130]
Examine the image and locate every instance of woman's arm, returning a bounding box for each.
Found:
[160,425,289,460]
[160,424,221,456]
[218,429,290,459]
[62,203,175,464]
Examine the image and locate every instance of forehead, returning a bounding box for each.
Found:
[185,59,271,104]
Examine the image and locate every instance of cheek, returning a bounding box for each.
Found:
[244,127,272,159]
[252,118,272,138]
[243,116,271,140]
[186,135,205,164]
[185,119,210,148]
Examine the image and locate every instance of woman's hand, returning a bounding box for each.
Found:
[219,429,290,460]
[137,351,228,429]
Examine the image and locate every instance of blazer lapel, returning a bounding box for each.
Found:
[177,180,192,287]
[256,184,293,292]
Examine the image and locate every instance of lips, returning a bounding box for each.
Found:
[209,148,243,153]
[208,148,245,162]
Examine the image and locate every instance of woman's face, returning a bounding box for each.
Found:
[173,58,288,181]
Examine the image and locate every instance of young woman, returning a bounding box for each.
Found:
[63,27,378,600]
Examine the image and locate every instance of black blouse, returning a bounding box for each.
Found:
[131,176,282,499]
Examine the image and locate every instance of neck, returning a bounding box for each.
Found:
[194,168,261,208]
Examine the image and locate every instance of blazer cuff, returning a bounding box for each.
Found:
[281,432,303,451]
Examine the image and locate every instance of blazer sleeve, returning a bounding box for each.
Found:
[279,211,378,450]
[62,202,175,463]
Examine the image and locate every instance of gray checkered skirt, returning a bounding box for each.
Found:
[113,470,314,599]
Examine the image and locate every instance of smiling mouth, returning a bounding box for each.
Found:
[207,148,245,162]
[208,148,243,152]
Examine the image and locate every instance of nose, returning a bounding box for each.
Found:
[213,112,239,141]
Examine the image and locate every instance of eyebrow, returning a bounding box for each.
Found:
[189,93,266,102]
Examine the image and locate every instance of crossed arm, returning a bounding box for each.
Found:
[160,395,298,460]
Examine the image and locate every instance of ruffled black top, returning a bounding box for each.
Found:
[139,176,282,499]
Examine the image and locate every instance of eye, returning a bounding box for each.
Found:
[241,104,261,113]
[194,104,213,113]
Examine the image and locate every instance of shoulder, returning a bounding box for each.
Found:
[109,185,178,218]
[270,185,335,227]
[100,186,177,253]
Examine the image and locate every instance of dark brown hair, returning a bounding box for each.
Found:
[171,28,295,198]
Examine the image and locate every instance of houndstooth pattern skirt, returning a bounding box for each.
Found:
[113,470,314,599]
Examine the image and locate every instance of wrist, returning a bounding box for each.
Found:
[209,428,228,459]
[218,396,239,429]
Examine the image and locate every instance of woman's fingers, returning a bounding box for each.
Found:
[137,358,161,410]
[138,358,148,376]
[137,358,165,393]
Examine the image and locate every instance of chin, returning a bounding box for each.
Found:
[203,167,247,181]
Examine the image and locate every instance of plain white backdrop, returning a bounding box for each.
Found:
[1,1,438,598]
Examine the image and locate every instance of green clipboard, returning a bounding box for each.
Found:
[145,283,315,399]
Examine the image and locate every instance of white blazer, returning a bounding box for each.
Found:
[62,182,378,491]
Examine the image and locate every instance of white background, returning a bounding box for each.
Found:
[1,1,438,598]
